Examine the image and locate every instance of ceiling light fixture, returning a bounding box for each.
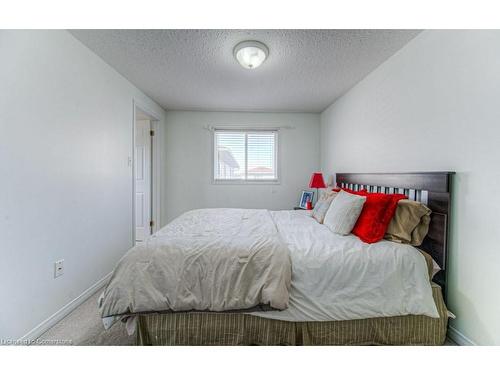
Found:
[233,41,269,69]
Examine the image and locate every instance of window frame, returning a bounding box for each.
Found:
[212,127,280,185]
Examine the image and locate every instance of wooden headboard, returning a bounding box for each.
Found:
[335,172,454,298]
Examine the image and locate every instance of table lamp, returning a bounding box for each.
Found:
[309,172,326,206]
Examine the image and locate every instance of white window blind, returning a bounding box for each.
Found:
[214,129,278,182]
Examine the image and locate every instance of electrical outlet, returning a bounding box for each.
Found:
[54,259,64,278]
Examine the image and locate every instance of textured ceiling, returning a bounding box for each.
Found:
[70,30,420,113]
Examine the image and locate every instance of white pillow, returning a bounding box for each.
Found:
[323,190,366,235]
[312,191,338,224]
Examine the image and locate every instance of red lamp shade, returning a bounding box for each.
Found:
[309,173,326,189]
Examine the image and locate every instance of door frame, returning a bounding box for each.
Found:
[132,99,163,245]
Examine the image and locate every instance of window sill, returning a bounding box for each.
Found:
[212,179,281,185]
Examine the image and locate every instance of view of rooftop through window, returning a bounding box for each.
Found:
[214,130,278,181]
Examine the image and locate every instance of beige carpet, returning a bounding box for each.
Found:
[37,288,134,346]
[37,288,457,346]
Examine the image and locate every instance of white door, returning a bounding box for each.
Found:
[135,119,152,242]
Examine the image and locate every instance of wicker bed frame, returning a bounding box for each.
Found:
[135,172,454,345]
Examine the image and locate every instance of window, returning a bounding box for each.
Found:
[213,129,278,182]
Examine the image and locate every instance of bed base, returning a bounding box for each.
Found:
[136,283,447,346]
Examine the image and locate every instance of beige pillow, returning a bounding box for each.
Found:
[323,190,366,235]
[312,191,338,223]
[384,199,432,246]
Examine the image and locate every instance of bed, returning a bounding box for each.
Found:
[101,172,454,345]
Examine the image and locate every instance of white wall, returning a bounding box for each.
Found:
[163,111,320,223]
[0,30,166,340]
[320,30,500,345]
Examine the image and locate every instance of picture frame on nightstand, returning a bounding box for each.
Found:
[298,190,314,209]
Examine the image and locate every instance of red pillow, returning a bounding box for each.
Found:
[350,192,406,244]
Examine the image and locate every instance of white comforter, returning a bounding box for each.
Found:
[250,210,439,321]
[99,209,291,318]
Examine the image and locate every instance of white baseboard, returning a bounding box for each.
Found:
[448,325,477,346]
[19,272,112,343]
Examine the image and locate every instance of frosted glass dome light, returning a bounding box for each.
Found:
[233,41,269,69]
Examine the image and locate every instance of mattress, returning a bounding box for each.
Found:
[103,208,440,334]
[134,210,447,345]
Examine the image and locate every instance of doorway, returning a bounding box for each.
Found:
[133,105,159,243]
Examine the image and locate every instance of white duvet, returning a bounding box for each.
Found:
[99,209,291,319]
[249,210,439,321]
